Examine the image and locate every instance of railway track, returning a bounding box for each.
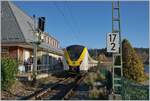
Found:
[36,73,86,100]
[62,73,86,100]
[21,73,86,100]
[36,76,74,100]
[19,78,67,100]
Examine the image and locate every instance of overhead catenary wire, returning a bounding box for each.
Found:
[65,1,89,47]
[65,1,81,38]
[62,2,79,40]
[53,2,78,44]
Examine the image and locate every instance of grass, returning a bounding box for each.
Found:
[84,71,106,86]
[89,86,106,100]
[83,71,107,100]
[84,72,97,86]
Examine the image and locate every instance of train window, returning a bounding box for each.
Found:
[66,45,84,61]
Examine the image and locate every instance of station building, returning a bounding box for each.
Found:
[1,1,64,78]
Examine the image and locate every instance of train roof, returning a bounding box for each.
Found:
[66,45,85,49]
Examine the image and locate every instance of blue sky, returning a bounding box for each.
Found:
[13,1,149,48]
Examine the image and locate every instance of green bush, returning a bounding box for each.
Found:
[1,57,18,90]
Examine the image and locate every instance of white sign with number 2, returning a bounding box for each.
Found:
[107,33,119,53]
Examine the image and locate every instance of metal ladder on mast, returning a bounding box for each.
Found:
[112,1,123,95]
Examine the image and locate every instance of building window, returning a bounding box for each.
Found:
[55,42,57,48]
[47,37,49,44]
[44,35,46,42]
[52,40,54,47]
[53,40,55,47]
[55,41,57,48]
[49,37,51,44]
[54,40,56,47]
[56,43,58,48]
[1,47,9,57]
[56,40,58,48]
[45,36,47,43]
[58,43,59,48]
[2,47,9,53]
[50,38,52,45]
[48,37,50,44]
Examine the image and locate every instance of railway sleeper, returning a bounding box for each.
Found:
[63,75,86,100]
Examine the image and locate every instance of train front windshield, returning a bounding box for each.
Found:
[66,45,84,61]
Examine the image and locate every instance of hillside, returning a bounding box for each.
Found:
[88,48,149,64]
[134,48,149,64]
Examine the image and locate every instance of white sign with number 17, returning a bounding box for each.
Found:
[107,33,119,53]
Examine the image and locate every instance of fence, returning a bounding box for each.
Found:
[18,63,63,75]
[99,67,149,100]
[121,77,149,100]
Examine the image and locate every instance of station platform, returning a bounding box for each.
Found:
[16,73,49,81]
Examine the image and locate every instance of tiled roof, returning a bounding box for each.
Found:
[1,1,38,43]
[1,1,63,55]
